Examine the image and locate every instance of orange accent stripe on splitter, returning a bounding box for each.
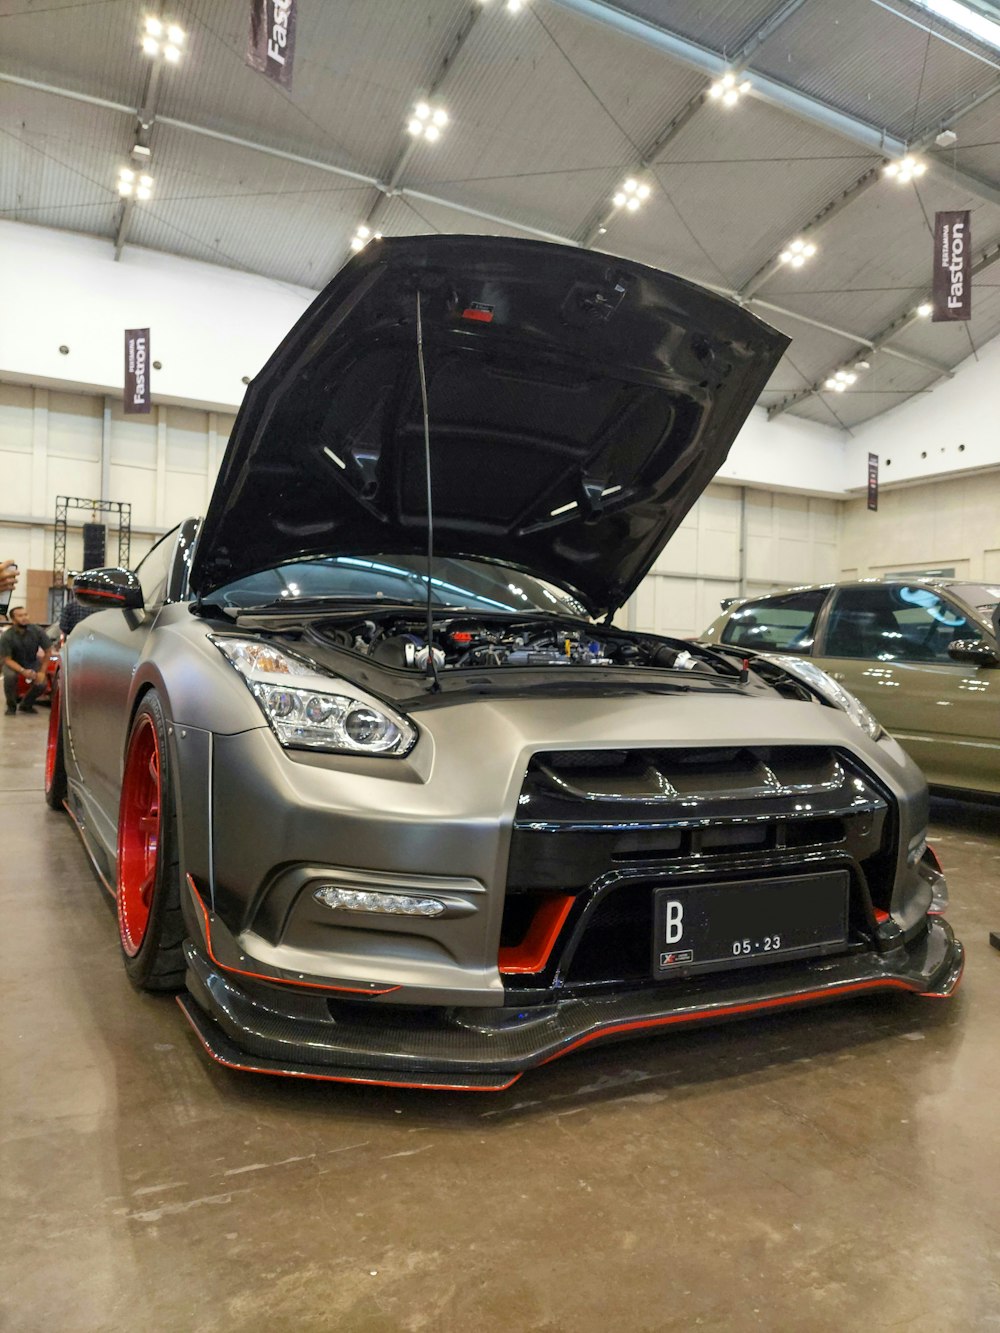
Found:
[185,875,401,996]
[540,977,943,1068]
[498,894,575,974]
[176,998,521,1092]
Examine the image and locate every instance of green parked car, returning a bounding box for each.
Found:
[702,580,1000,799]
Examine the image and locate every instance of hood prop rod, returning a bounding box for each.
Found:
[416,290,441,692]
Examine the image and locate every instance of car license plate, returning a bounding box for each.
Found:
[653,871,849,978]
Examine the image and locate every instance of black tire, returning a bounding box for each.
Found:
[44,669,68,811]
[116,690,186,991]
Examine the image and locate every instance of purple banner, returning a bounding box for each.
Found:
[867,452,878,512]
[246,0,296,89]
[124,328,151,415]
[933,210,971,321]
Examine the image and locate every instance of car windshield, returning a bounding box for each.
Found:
[211,554,589,617]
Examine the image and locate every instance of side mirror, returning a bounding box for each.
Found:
[72,568,144,612]
[947,638,999,667]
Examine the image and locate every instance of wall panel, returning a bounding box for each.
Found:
[840,470,1000,581]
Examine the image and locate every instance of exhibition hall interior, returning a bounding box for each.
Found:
[1,0,999,1328]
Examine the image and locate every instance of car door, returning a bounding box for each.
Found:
[815,583,1000,793]
[66,527,181,822]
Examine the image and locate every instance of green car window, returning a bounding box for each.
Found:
[825,585,978,662]
[721,589,826,652]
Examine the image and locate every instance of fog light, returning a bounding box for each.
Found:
[315,886,446,917]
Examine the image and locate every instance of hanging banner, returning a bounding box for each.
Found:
[932,210,971,321]
[124,328,151,415]
[867,452,879,512]
[246,0,296,89]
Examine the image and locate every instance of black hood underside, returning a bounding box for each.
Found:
[191,235,788,617]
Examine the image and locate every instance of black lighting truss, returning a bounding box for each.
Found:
[51,496,132,617]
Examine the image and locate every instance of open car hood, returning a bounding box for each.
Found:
[190,235,788,617]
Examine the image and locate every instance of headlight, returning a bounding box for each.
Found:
[756,654,884,741]
[211,636,417,756]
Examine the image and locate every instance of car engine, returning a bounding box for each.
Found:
[316,615,700,673]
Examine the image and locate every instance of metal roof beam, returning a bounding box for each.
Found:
[547,0,908,151]
[578,0,811,246]
[739,75,1000,299]
[361,2,484,242]
[114,59,164,260]
[763,240,1000,419]
[547,0,1000,206]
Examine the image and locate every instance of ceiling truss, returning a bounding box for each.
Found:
[5,0,1000,428]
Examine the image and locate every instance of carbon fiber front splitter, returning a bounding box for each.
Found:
[178,919,964,1092]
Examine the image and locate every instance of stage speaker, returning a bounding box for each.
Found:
[82,522,107,569]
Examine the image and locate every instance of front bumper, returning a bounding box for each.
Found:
[177,916,964,1092]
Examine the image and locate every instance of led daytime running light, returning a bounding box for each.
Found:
[314,886,445,917]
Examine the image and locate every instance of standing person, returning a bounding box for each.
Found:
[59,585,98,637]
[1,607,52,715]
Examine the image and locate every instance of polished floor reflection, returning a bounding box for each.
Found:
[2,710,998,1332]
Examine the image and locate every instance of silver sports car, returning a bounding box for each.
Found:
[47,235,963,1091]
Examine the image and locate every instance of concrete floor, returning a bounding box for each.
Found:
[1,709,999,1333]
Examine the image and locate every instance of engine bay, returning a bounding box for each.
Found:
[312,613,704,674]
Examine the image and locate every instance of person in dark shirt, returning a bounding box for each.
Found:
[59,592,97,637]
[1,607,52,714]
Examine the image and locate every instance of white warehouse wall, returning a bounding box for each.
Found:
[838,337,1000,581]
[845,336,1000,491]
[0,221,312,413]
[839,469,1000,583]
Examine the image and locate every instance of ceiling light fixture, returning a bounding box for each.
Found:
[350,225,382,253]
[916,301,933,317]
[141,16,185,60]
[778,237,818,268]
[823,367,858,392]
[612,177,651,212]
[708,71,751,106]
[407,101,448,141]
[884,155,926,183]
[117,167,136,197]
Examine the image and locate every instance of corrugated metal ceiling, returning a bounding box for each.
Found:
[4,0,1000,428]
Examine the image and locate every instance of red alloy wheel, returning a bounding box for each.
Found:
[44,676,61,793]
[117,714,162,957]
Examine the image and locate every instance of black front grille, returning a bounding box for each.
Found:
[501,745,895,997]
